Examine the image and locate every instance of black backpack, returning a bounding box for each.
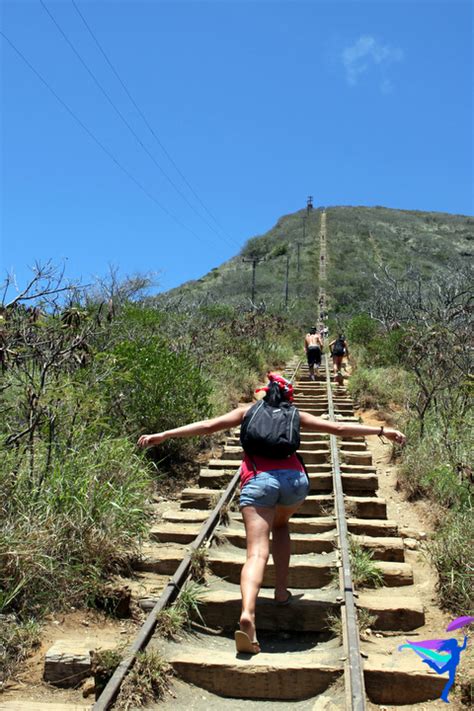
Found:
[332,338,345,356]
[240,399,301,459]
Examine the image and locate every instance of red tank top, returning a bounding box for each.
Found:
[240,452,305,488]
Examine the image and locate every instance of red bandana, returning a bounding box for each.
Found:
[255,372,294,402]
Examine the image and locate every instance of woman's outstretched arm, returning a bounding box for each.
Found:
[137,405,250,448]
[299,411,406,445]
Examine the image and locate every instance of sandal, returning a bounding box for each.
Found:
[234,630,261,654]
[275,591,293,606]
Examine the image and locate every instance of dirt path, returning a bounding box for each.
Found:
[359,408,471,710]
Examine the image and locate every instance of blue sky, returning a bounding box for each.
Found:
[1,0,472,294]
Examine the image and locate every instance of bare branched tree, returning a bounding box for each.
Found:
[86,264,159,316]
[365,262,473,437]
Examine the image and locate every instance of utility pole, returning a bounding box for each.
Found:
[307,195,313,213]
[242,256,264,304]
[284,253,290,307]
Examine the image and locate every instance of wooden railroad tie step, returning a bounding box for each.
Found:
[150,522,336,554]
[340,450,373,466]
[342,496,387,519]
[339,440,368,451]
[347,517,398,537]
[180,489,334,515]
[298,494,386,519]
[158,643,446,703]
[134,545,337,588]
[363,654,446,705]
[139,586,424,632]
[351,534,405,562]
[134,545,413,586]
[198,468,378,493]
[187,587,341,632]
[220,447,331,463]
[149,524,404,561]
[179,488,387,519]
[357,592,425,631]
[160,510,399,538]
[159,510,400,538]
[163,646,344,700]
[201,462,378,475]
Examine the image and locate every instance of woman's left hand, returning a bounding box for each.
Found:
[137,433,165,448]
[384,428,406,446]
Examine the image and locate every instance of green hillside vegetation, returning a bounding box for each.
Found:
[155,208,322,324]
[158,205,473,324]
[325,206,473,315]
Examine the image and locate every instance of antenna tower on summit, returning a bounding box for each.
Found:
[307,195,314,213]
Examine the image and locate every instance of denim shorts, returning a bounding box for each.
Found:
[239,469,310,509]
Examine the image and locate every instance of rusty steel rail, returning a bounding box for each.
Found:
[324,355,366,710]
[93,468,241,711]
[287,357,303,384]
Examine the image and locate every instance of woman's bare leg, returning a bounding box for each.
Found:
[271,503,304,601]
[333,355,342,375]
[239,506,275,643]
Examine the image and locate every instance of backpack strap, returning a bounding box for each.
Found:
[249,455,258,476]
[295,452,310,485]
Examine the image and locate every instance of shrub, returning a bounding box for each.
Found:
[102,338,211,458]
[429,512,474,615]
[363,329,406,367]
[346,314,378,345]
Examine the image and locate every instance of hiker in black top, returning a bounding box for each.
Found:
[329,334,349,379]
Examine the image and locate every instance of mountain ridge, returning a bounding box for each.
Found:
[156,205,473,319]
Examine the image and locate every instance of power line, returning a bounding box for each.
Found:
[71,0,237,248]
[40,0,238,251]
[0,29,228,254]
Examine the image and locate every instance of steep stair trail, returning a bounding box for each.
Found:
[132,359,442,709]
[12,359,448,711]
[13,211,445,709]
[318,210,328,323]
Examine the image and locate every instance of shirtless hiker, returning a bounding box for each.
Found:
[304,327,323,380]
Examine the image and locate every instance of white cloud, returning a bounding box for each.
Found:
[342,35,404,90]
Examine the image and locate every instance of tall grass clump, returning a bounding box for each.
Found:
[114,650,173,710]
[428,512,473,615]
[0,437,151,616]
[348,365,412,411]
[349,542,384,588]
[155,581,206,639]
[0,618,41,689]
[398,422,472,509]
